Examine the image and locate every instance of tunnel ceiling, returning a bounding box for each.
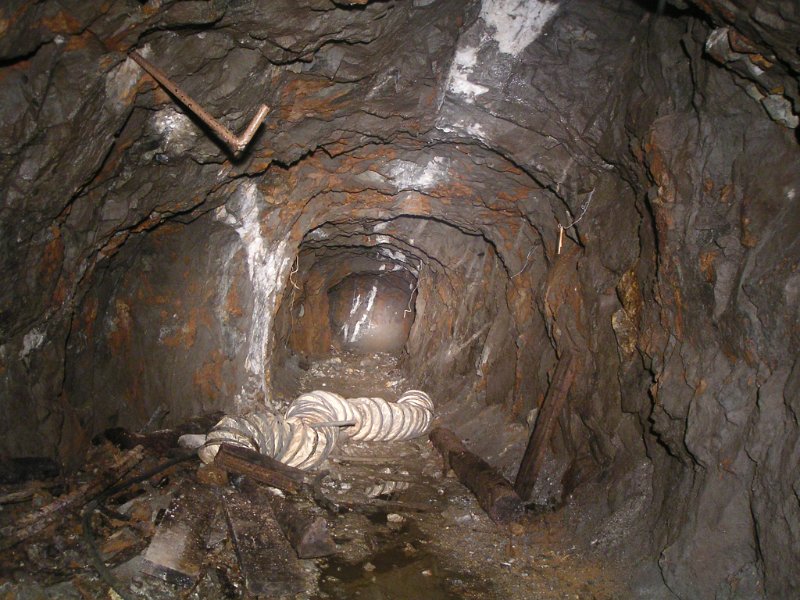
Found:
[2,1,800,598]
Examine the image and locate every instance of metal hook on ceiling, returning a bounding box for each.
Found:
[129,50,269,156]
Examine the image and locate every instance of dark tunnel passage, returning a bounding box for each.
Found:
[270,216,518,411]
[1,0,799,598]
[327,270,416,354]
[282,221,425,360]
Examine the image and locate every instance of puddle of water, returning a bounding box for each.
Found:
[316,513,491,600]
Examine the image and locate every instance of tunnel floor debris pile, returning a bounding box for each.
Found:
[2,0,799,595]
[0,353,625,599]
[290,351,410,404]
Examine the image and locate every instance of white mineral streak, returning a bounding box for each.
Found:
[306,228,329,240]
[351,284,377,343]
[480,0,560,55]
[378,246,407,263]
[343,292,362,341]
[199,389,435,469]
[105,51,148,110]
[445,1,559,103]
[466,123,486,139]
[19,328,45,359]
[152,108,196,152]
[349,293,363,317]
[215,182,291,408]
[387,157,449,190]
[446,46,489,103]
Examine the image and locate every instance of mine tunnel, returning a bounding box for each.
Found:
[1,0,798,598]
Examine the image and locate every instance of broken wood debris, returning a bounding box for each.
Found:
[98,411,224,454]
[0,422,562,599]
[141,481,218,587]
[336,497,437,514]
[233,475,336,558]
[310,467,441,518]
[213,443,307,493]
[128,51,269,156]
[331,454,413,464]
[223,486,306,597]
[0,481,59,505]
[311,470,342,514]
[265,488,337,559]
[0,446,145,551]
[514,351,578,502]
[429,427,524,525]
[81,450,199,600]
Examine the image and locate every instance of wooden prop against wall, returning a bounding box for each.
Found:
[429,427,524,524]
[514,350,578,502]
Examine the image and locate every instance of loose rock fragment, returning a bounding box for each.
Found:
[141,482,217,587]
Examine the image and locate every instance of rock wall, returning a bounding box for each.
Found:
[626,21,800,600]
[0,0,797,597]
[66,215,256,441]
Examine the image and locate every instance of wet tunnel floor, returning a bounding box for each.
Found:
[0,352,624,598]
[314,438,623,600]
[297,352,624,599]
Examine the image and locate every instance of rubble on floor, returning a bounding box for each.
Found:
[0,439,625,599]
[0,353,625,598]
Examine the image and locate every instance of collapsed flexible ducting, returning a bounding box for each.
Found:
[347,390,433,442]
[197,390,354,468]
[196,389,434,469]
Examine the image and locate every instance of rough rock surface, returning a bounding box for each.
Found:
[0,0,798,598]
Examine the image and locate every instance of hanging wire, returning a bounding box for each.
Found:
[511,188,596,276]
[403,281,419,318]
[289,256,300,290]
[510,246,536,278]
[288,255,300,336]
[557,189,595,255]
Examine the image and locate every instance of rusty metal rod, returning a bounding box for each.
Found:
[129,50,269,155]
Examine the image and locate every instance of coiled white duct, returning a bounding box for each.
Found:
[347,390,434,442]
[197,389,433,469]
[198,391,355,468]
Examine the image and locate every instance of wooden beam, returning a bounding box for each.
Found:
[213,444,307,493]
[234,475,335,558]
[223,487,305,596]
[514,351,578,502]
[265,490,336,558]
[429,427,523,525]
